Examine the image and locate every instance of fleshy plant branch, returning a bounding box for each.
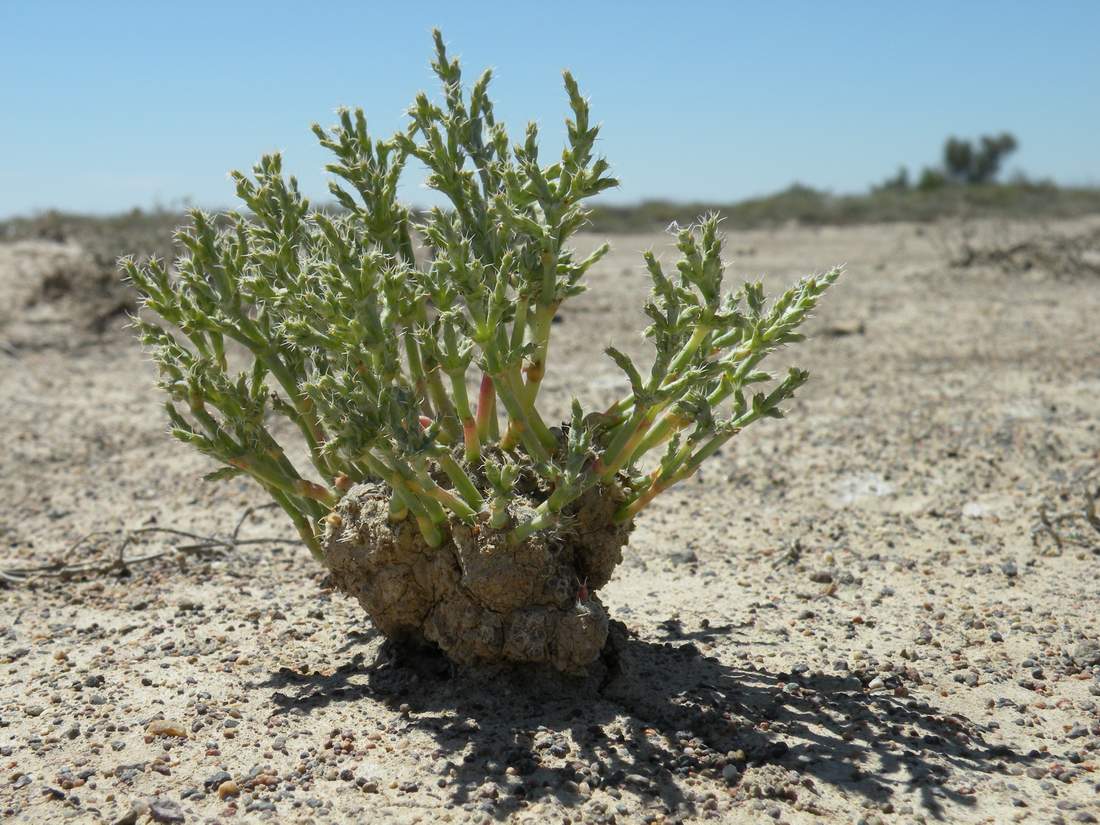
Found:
[125,30,840,559]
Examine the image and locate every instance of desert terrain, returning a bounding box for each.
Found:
[1,217,1099,824]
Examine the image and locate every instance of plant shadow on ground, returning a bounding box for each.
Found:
[259,623,1030,821]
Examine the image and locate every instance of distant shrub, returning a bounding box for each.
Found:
[917,168,948,192]
[874,166,910,193]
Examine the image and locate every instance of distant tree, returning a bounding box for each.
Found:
[974,133,1019,182]
[875,166,910,192]
[943,132,1018,184]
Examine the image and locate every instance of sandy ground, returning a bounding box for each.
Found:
[1,218,1099,825]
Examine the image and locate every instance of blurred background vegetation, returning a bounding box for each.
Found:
[587,133,1100,233]
[6,132,1099,251]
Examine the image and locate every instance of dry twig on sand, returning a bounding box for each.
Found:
[1085,485,1100,535]
[0,504,295,584]
[1032,475,1100,555]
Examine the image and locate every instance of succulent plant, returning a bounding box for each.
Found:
[125,31,840,671]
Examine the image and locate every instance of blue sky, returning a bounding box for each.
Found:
[1,1,1097,218]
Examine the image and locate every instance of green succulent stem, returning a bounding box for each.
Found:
[446,370,480,461]
[413,514,444,548]
[388,493,409,522]
[407,476,478,523]
[624,352,765,462]
[613,475,666,524]
[614,370,806,521]
[509,486,577,544]
[384,455,450,525]
[510,470,594,544]
[625,409,687,464]
[524,300,559,402]
[435,452,485,511]
[666,323,711,377]
[510,298,530,352]
[488,498,511,529]
[598,405,662,481]
[509,509,552,545]
[360,452,445,546]
[509,368,557,451]
[256,349,334,480]
[225,455,325,519]
[402,329,431,415]
[268,487,324,561]
[490,371,554,463]
[425,366,462,441]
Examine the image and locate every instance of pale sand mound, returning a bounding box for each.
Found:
[1,218,1099,824]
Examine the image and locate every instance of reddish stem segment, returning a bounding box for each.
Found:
[475,372,496,442]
